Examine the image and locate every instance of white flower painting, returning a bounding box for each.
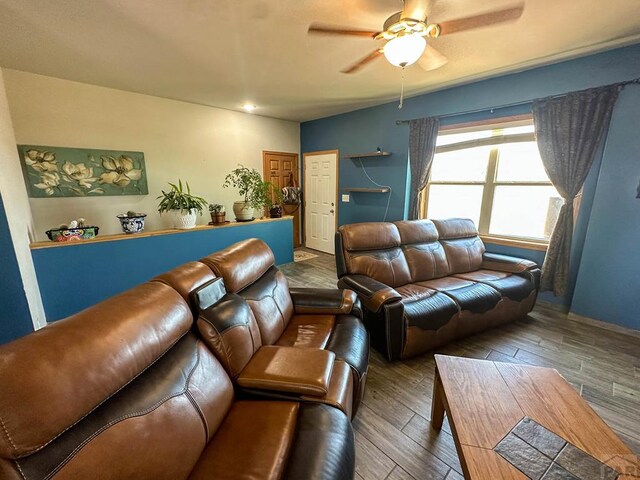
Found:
[19,145,147,197]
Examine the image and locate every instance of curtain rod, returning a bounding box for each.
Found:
[395,77,640,125]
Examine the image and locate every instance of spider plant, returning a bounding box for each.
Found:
[157,180,208,215]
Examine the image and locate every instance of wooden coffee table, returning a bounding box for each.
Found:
[431,355,639,479]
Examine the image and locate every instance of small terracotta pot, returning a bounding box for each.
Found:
[210,212,226,224]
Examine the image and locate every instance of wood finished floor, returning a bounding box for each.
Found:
[280,248,640,480]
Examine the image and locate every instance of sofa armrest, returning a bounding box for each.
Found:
[237,346,335,396]
[289,288,360,316]
[482,253,538,273]
[337,274,401,313]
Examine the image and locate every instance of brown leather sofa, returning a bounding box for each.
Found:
[335,218,540,360]
[196,238,369,415]
[0,240,365,480]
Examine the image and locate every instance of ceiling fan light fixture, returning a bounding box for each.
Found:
[383,34,426,68]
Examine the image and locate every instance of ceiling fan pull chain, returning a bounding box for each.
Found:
[398,67,405,109]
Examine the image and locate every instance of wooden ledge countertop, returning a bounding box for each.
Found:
[30,216,293,250]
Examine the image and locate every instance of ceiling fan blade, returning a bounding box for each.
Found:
[308,24,380,38]
[341,49,383,74]
[418,44,448,71]
[437,5,524,36]
[401,0,432,21]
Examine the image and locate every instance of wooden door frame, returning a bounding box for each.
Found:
[302,149,339,248]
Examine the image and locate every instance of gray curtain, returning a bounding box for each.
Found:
[533,85,620,296]
[408,117,440,219]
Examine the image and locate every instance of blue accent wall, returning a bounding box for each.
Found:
[301,44,640,327]
[570,85,640,329]
[32,219,293,321]
[0,195,34,344]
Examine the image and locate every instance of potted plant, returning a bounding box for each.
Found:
[116,210,147,234]
[255,180,285,218]
[223,165,263,221]
[208,203,226,224]
[157,180,208,229]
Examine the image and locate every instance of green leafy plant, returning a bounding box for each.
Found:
[157,180,208,215]
[254,180,284,210]
[208,203,225,213]
[124,210,145,217]
[223,165,263,207]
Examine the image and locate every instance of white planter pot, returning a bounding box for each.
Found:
[170,209,197,229]
[233,201,255,221]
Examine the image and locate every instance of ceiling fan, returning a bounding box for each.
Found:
[308,0,524,74]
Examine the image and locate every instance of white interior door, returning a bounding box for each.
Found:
[304,151,337,254]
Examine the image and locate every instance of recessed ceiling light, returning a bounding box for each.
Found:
[242,104,256,112]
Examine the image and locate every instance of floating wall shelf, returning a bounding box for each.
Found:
[343,187,390,193]
[344,152,391,159]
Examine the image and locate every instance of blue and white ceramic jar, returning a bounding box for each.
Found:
[116,214,147,234]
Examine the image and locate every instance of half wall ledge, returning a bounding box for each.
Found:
[30,216,294,321]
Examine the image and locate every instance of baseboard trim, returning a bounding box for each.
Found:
[566,311,640,339]
[535,300,569,314]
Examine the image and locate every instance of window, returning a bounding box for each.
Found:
[422,119,561,243]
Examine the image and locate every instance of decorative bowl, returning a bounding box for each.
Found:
[46,226,99,242]
[116,214,147,234]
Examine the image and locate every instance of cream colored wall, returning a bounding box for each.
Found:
[3,69,300,240]
[0,69,46,327]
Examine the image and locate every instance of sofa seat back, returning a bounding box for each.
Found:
[337,222,411,287]
[201,239,294,345]
[394,219,450,282]
[432,218,486,274]
[337,218,486,287]
[0,282,234,480]
[195,280,263,381]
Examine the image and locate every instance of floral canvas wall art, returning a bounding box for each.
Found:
[18,145,148,197]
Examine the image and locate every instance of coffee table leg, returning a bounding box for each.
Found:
[431,366,445,431]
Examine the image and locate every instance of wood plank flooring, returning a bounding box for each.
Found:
[280,248,640,480]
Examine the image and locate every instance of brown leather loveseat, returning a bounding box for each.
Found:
[335,218,540,360]
[0,239,366,480]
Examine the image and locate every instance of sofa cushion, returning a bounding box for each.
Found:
[279,314,367,375]
[432,218,478,239]
[0,282,193,460]
[432,219,485,274]
[455,270,537,302]
[339,222,401,251]
[339,222,411,287]
[192,402,355,480]
[396,284,459,331]
[189,400,299,480]
[197,292,262,380]
[239,266,295,345]
[277,314,335,349]
[343,248,411,288]
[201,238,275,293]
[419,277,501,314]
[395,220,450,282]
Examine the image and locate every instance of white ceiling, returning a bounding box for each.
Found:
[0,0,639,122]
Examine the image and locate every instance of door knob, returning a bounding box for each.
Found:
[330,209,335,214]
